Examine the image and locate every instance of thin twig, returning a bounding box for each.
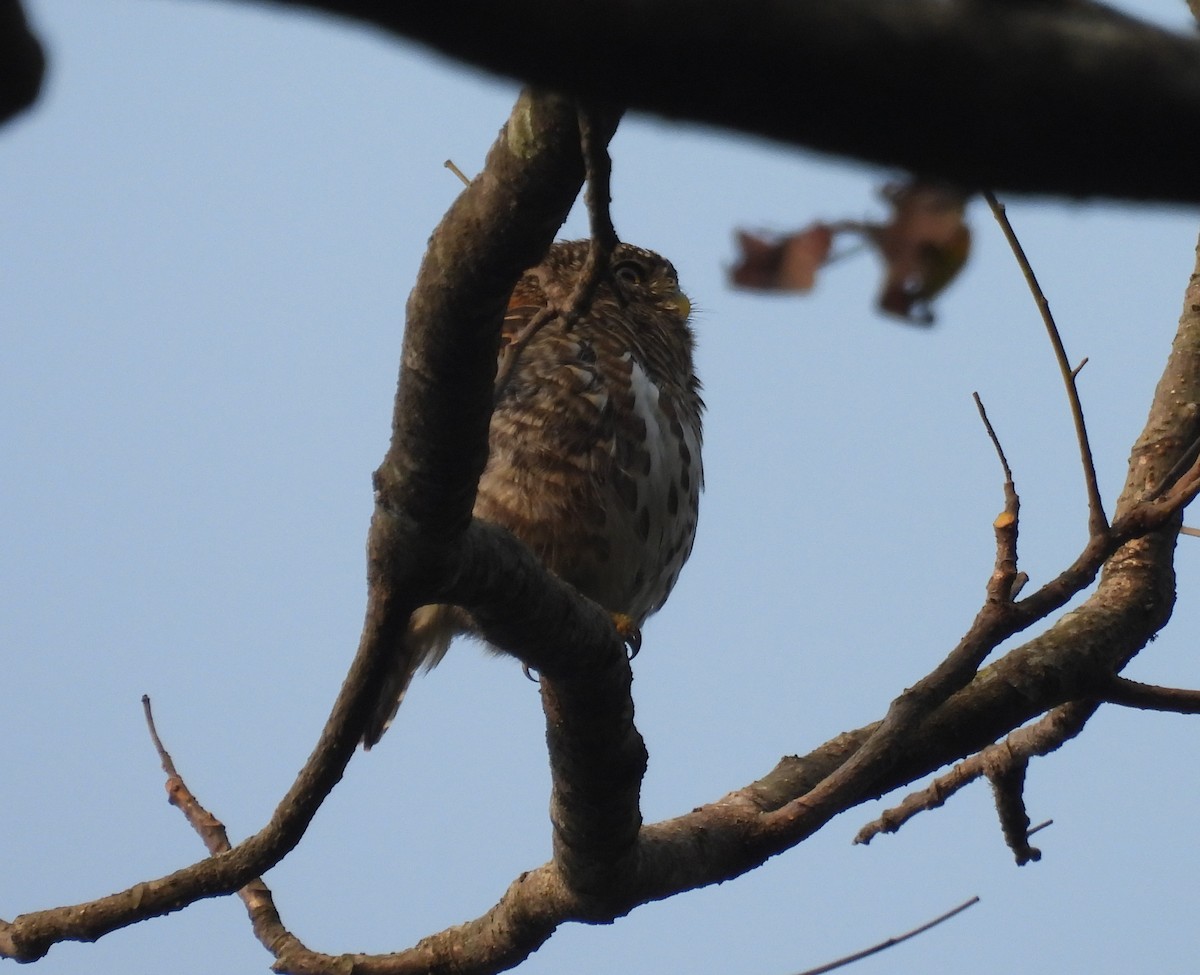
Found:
[444,159,472,186]
[493,306,554,404]
[494,104,621,404]
[141,697,311,965]
[974,393,1023,601]
[973,392,1014,485]
[984,191,1108,536]
[793,896,980,975]
[578,105,619,257]
[855,701,1095,845]
[1097,676,1200,714]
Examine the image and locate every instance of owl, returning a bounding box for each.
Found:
[363,240,703,747]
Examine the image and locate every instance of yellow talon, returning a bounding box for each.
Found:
[611,612,643,659]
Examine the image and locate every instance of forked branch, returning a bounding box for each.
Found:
[984,191,1107,536]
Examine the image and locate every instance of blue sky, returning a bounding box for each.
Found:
[4,2,1200,973]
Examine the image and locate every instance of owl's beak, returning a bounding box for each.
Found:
[664,289,691,320]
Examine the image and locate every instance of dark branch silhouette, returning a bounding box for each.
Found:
[0,0,43,125]
[236,0,1200,203]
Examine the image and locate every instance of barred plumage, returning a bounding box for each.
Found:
[363,241,703,748]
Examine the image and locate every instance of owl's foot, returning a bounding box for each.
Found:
[611,612,643,659]
[521,616,642,683]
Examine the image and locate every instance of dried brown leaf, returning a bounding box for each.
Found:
[730,225,833,292]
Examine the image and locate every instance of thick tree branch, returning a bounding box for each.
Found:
[239,0,1200,204]
[0,0,44,126]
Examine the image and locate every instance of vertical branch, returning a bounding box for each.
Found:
[973,392,1024,603]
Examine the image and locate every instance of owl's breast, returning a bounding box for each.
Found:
[582,356,702,622]
[475,336,701,626]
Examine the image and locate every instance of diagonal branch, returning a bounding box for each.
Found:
[236,0,1200,203]
[1095,676,1200,714]
[142,696,307,962]
[793,896,980,975]
[854,701,1096,852]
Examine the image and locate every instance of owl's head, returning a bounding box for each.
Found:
[533,240,691,324]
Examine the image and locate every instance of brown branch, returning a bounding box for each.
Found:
[757,403,1033,831]
[988,761,1039,866]
[142,696,309,963]
[493,105,623,403]
[854,701,1096,850]
[973,392,1021,600]
[541,660,647,899]
[237,0,1200,203]
[1096,676,1200,714]
[1144,433,1200,500]
[984,191,1107,536]
[973,392,1014,486]
[484,106,647,900]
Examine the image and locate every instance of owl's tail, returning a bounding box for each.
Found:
[361,604,459,749]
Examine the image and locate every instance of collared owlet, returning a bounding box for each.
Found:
[363,240,703,748]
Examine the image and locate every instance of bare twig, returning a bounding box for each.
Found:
[1096,676,1200,714]
[973,392,1014,485]
[493,104,622,404]
[768,399,1032,825]
[855,701,1096,847]
[492,306,554,404]
[443,158,472,186]
[578,105,620,257]
[974,392,1021,601]
[142,696,310,964]
[984,191,1107,537]
[793,896,980,975]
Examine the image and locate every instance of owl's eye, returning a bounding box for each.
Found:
[612,260,647,286]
